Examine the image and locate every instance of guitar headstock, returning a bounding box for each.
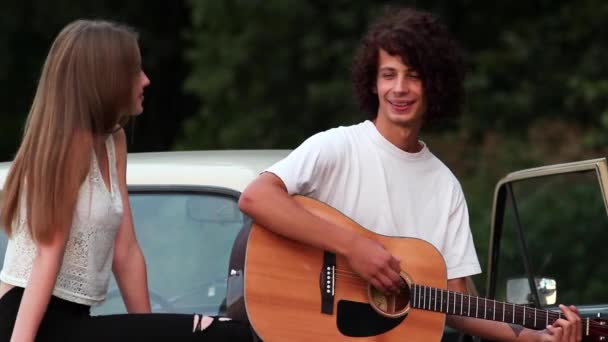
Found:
[587,318,608,342]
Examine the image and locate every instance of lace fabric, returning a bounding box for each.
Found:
[0,135,124,306]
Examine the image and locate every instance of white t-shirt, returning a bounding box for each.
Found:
[266,120,481,280]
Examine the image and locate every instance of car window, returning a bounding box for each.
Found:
[93,190,245,315]
[0,231,6,267]
[494,170,608,306]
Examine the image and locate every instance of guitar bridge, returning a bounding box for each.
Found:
[320,251,336,315]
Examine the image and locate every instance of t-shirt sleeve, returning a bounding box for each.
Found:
[443,184,482,280]
[265,130,341,196]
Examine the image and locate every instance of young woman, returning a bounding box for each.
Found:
[0,20,252,341]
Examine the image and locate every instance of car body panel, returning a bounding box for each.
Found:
[0,150,289,315]
[125,150,291,190]
[1,150,291,190]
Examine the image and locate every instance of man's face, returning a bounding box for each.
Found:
[374,49,426,128]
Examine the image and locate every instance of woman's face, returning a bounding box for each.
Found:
[127,70,150,116]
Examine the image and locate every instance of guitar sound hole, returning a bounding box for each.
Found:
[367,274,411,318]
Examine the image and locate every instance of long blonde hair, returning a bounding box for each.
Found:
[1,20,141,243]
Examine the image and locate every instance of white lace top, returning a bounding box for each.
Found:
[0,134,124,306]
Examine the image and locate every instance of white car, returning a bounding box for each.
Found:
[0,150,290,316]
[4,151,604,341]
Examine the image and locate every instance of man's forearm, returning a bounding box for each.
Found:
[447,315,539,342]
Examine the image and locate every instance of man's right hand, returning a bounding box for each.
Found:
[345,235,403,295]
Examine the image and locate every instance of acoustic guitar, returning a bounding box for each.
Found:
[243,196,606,341]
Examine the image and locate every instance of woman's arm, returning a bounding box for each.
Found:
[10,230,69,342]
[111,129,151,313]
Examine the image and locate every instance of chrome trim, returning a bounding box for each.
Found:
[127,184,241,198]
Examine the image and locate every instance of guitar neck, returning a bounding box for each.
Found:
[410,284,563,331]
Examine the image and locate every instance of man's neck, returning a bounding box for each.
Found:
[372,118,423,153]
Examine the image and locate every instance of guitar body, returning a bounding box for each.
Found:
[244,196,448,341]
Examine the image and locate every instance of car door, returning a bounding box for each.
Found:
[484,158,608,339]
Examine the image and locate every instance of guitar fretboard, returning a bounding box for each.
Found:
[411,284,563,330]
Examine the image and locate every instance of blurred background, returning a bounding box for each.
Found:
[1,0,607,286]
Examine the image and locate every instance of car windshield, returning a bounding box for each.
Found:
[95,190,245,315]
[0,189,246,316]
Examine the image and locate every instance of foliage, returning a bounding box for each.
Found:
[182,0,608,149]
[1,0,607,300]
[181,0,408,149]
[181,3,608,288]
[462,0,608,142]
[0,0,190,160]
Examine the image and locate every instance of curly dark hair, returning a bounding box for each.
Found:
[351,7,465,122]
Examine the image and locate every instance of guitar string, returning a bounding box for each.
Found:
[334,269,360,277]
[411,287,565,323]
[330,283,607,333]
[336,269,608,329]
[331,272,607,334]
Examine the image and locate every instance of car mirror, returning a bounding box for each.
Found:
[506,277,557,306]
[186,195,243,224]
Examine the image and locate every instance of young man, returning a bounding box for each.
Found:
[239,7,581,342]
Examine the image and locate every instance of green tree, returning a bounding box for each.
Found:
[182,0,608,292]
[462,0,608,142]
[182,0,608,150]
[181,0,392,149]
[0,0,191,160]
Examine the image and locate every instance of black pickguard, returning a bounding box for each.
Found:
[336,300,407,337]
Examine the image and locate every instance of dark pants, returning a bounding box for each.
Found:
[0,287,253,342]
